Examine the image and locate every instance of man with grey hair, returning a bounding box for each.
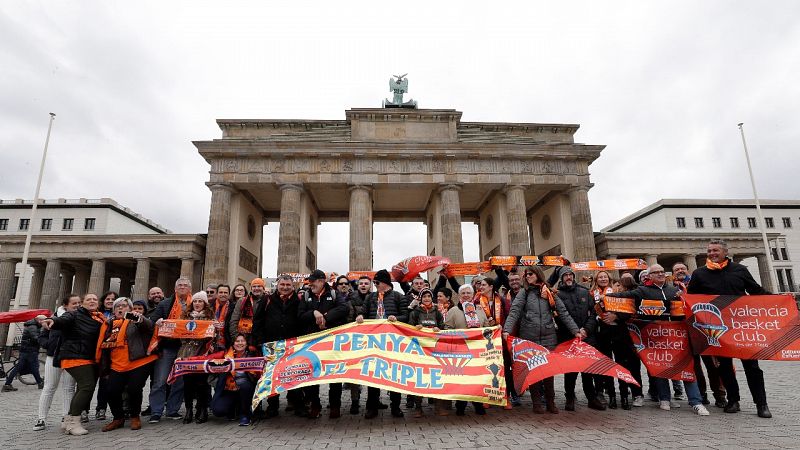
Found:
[147,277,193,423]
[689,239,771,418]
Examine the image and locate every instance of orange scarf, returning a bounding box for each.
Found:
[168,295,190,320]
[214,301,230,349]
[89,310,106,325]
[477,292,503,325]
[538,284,558,317]
[705,258,729,271]
[99,318,129,349]
[223,347,240,391]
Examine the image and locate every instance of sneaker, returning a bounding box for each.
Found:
[33,419,46,431]
[659,401,671,411]
[632,396,644,407]
[148,415,161,424]
[670,401,681,409]
[1,384,17,392]
[80,411,89,423]
[165,412,183,420]
[239,417,251,426]
[95,409,106,420]
[673,392,684,401]
[693,404,710,416]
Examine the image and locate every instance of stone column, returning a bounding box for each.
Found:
[567,185,596,262]
[756,254,776,293]
[438,184,464,264]
[0,259,17,346]
[348,185,373,271]
[132,258,151,301]
[27,264,45,310]
[646,254,659,268]
[276,184,303,274]
[73,266,90,296]
[87,259,106,295]
[204,182,235,285]
[180,258,195,279]
[682,254,698,273]
[157,266,170,291]
[58,266,74,301]
[504,185,531,255]
[40,259,62,310]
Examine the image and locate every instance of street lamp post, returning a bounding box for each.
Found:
[10,113,56,313]
[737,122,779,292]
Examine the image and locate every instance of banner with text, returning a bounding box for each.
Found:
[252,321,506,410]
[508,336,640,394]
[147,319,216,354]
[684,294,800,361]
[167,356,264,384]
[627,320,696,381]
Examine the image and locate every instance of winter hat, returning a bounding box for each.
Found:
[373,269,392,286]
[192,291,209,305]
[250,278,266,287]
[132,300,148,310]
[418,288,434,301]
[308,269,327,282]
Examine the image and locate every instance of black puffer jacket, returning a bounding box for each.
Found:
[362,289,409,322]
[20,319,41,353]
[688,259,768,296]
[556,269,596,343]
[297,284,350,334]
[348,289,369,322]
[50,307,103,361]
[251,290,303,347]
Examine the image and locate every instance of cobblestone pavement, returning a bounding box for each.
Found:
[1,360,799,449]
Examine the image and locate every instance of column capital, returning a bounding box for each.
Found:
[205,182,236,193]
[567,183,593,194]
[503,184,527,194]
[279,183,304,193]
[437,183,463,193]
[45,258,61,263]
[135,257,150,262]
[348,184,373,194]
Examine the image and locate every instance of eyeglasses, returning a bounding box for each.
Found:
[524,272,535,277]
[337,282,349,286]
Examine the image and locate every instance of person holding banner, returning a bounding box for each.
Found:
[355,269,409,419]
[407,288,444,417]
[147,277,193,423]
[210,334,259,426]
[590,271,642,410]
[176,291,215,424]
[608,264,710,416]
[688,239,771,418]
[345,275,372,415]
[229,278,266,347]
[40,293,105,436]
[555,267,606,412]
[251,274,306,418]
[502,265,581,414]
[297,269,351,420]
[444,284,489,416]
[211,285,234,352]
[95,297,157,432]
[494,268,524,407]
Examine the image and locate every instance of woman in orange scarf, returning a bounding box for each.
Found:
[178,292,215,424]
[41,293,104,436]
[95,298,158,432]
[209,334,259,426]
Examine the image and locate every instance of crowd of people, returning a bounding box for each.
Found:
[10,238,774,436]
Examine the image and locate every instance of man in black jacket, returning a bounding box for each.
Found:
[346,275,372,415]
[688,239,771,418]
[297,269,350,420]
[251,274,306,418]
[555,267,604,411]
[2,318,43,391]
[355,269,408,419]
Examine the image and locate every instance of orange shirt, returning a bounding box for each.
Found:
[61,359,93,369]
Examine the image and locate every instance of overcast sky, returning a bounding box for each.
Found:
[2,1,799,277]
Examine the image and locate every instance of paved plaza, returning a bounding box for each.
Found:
[1,360,799,449]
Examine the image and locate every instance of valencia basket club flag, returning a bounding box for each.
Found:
[683,294,800,361]
[627,320,696,382]
[252,321,507,411]
[147,319,216,354]
[167,356,264,384]
[507,336,639,394]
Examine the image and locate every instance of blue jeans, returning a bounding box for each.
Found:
[5,351,42,385]
[654,378,701,406]
[211,375,255,419]
[148,346,184,415]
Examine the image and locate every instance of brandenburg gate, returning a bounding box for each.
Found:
[195,103,604,284]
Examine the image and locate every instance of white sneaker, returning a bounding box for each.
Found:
[33,419,46,431]
[632,396,644,407]
[693,404,710,416]
[670,401,681,408]
[659,401,671,411]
